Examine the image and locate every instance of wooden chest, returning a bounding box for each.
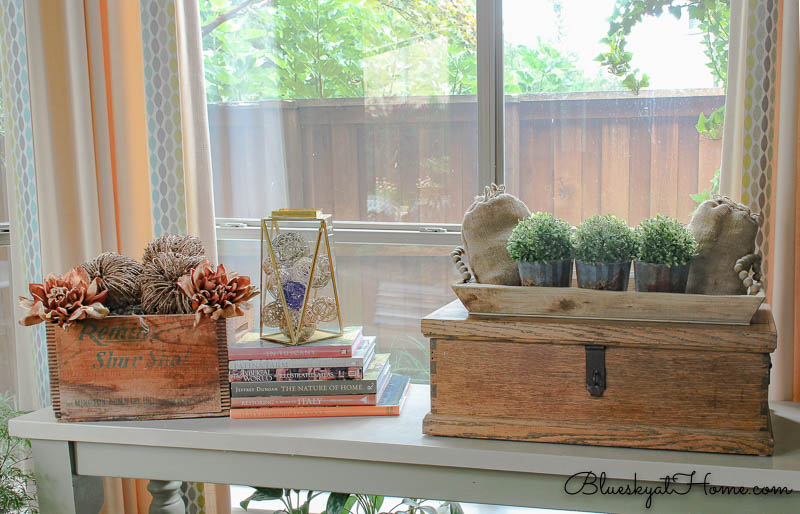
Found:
[47,315,236,422]
[422,300,777,455]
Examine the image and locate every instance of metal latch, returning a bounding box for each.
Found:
[585,345,606,397]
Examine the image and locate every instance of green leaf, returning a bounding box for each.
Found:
[240,487,284,510]
[325,493,352,514]
[438,502,465,514]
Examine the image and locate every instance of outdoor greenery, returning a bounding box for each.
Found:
[200,0,620,101]
[507,212,573,263]
[689,168,721,209]
[636,215,698,266]
[573,214,638,265]
[597,0,729,208]
[240,487,462,514]
[1,394,36,514]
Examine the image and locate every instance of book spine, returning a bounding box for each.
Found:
[229,367,363,382]
[229,404,400,419]
[231,394,376,408]
[229,346,354,360]
[230,355,364,369]
[231,379,378,397]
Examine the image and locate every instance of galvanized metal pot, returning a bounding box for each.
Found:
[575,261,631,291]
[517,259,572,287]
[634,261,691,293]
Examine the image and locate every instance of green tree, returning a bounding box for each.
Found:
[200,0,618,100]
[596,0,729,208]
[597,0,729,137]
[200,0,477,101]
[505,40,620,94]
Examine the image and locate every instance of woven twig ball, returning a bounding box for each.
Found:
[270,232,308,265]
[142,234,205,264]
[80,252,144,311]
[140,252,205,314]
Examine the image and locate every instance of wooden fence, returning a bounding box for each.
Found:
[208,90,724,225]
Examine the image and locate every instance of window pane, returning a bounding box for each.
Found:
[202,0,479,223]
[503,0,727,225]
[218,237,459,384]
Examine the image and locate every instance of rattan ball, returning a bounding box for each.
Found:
[279,309,317,342]
[261,301,285,327]
[140,252,205,314]
[270,232,308,265]
[262,260,290,299]
[310,296,338,322]
[142,234,205,264]
[80,252,144,311]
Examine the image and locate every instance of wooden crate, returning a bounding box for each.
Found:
[422,300,777,455]
[451,282,765,325]
[47,315,235,422]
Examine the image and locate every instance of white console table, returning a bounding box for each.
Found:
[9,385,800,514]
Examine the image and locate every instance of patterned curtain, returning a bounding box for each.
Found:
[0,0,225,512]
[721,0,799,401]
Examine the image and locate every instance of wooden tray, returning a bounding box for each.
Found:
[451,282,765,325]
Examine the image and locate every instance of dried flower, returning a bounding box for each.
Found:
[140,252,205,315]
[18,268,109,327]
[142,234,205,264]
[80,252,143,311]
[177,260,260,326]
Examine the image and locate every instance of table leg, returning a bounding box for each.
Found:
[30,439,79,514]
[147,480,185,514]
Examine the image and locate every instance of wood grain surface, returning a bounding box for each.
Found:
[423,413,774,456]
[429,339,769,431]
[451,282,765,325]
[422,301,776,353]
[423,301,776,455]
[48,315,230,422]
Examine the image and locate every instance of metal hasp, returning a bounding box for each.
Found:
[585,345,606,397]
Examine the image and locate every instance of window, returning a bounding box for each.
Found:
[203,0,730,384]
[202,0,479,224]
[502,0,725,226]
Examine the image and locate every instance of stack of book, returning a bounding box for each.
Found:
[228,326,411,419]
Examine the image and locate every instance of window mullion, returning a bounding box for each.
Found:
[477,0,504,187]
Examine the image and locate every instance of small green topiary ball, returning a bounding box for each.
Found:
[573,214,637,265]
[507,212,573,263]
[636,215,698,267]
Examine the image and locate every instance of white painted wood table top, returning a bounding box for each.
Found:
[10,385,800,513]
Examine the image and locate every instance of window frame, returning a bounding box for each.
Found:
[213,0,502,244]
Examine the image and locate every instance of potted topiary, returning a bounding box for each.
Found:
[634,215,698,293]
[507,212,573,287]
[573,214,637,291]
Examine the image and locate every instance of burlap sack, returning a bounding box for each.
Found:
[461,184,530,285]
[686,197,760,295]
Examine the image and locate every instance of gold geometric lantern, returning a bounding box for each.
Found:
[259,209,343,345]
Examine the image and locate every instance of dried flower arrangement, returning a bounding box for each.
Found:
[18,234,259,328]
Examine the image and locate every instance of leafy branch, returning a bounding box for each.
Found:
[201,0,272,37]
[1,394,37,514]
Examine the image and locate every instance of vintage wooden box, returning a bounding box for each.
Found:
[422,300,777,455]
[47,315,239,422]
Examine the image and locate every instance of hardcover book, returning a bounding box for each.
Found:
[230,354,391,397]
[229,360,392,408]
[229,366,364,382]
[229,337,375,369]
[229,326,364,360]
[230,374,411,419]
[231,393,378,408]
